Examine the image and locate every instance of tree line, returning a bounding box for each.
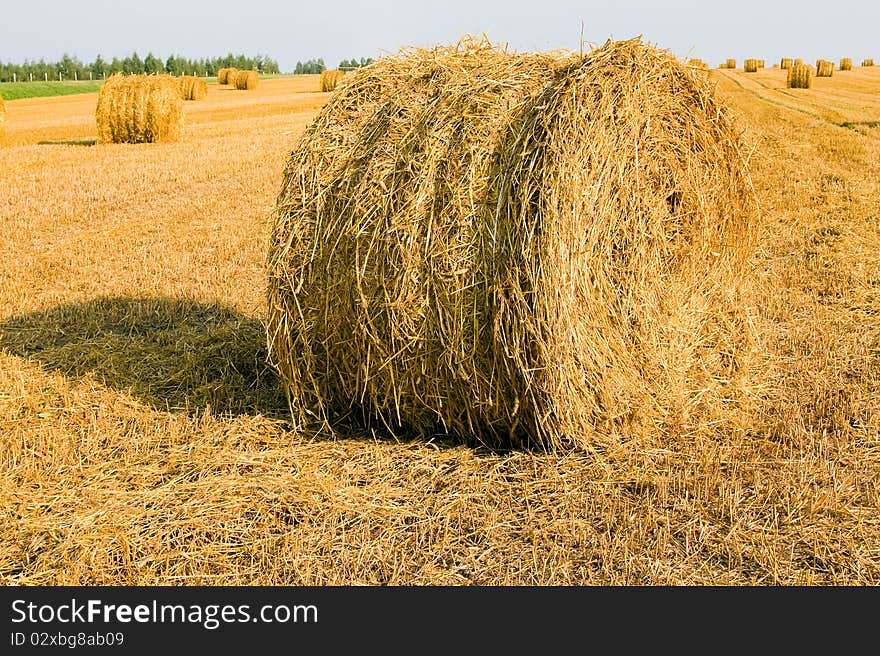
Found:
[0,53,281,82]
[293,57,375,74]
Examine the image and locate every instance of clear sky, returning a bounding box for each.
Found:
[2,0,878,70]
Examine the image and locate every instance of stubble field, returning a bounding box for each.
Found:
[1,66,878,584]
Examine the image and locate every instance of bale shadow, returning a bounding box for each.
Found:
[37,139,98,146]
[0,297,288,417]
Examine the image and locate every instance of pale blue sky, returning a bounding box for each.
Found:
[2,1,877,70]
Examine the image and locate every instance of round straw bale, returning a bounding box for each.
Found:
[267,38,757,450]
[839,58,852,71]
[815,60,833,77]
[177,75,208,100]
[780,58,793,69]
[320,69,345,92]
[95,74,183,144]
[862,59,875,67]
[744,58,758,72]
[726,58,737,69]
[217,68,229,84]
[225,67,239,84]
[235,70,259,90]
[794,58,804,66]
[787,63,812,89]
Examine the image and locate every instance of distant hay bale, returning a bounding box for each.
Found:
[839,58,853,71]
[95,74,183,144]
[744,59,758,73]
[794,58,804,66]
[177,75,208,100]
[815,60,834,77]
[320,69,345,91]
[787,63,812,89]
[726,58,737,69]
[862,59,875,67]
[781,58,793,69]
[234,70,259,90]
[687,58,708,70]
[219,67,238,84]
[757,59,765,68]
[267,38,757,450]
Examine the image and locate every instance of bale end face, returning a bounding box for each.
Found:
[268,39,758,450]
[95,74,184,144]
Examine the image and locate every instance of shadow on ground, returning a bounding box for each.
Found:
[0,296,288,417]
[37,139,98,146]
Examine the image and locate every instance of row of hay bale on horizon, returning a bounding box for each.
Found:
[718,56,875,89]
[98,69,259,143]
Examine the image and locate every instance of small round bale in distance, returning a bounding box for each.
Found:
[744,58,758,72]
[839,58,852,71]
[787,63,812,89]
[726,58,737,69]
[217,67,230,84]
[815,60,833,77]
[95,74,184,144]
[320,69,345,91]
[177,75,208,100]
[235,70,259,90]
[267,38,757,450]
[862,59,875,67]
[781,58,793,69]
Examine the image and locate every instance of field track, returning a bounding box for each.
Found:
[1,68,878,584]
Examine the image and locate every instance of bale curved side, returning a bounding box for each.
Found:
[744,58,758,72]
[787,63,812,88]
[95,74,184,143]
[235,70,259,90]
[268,38,757,449]
[839,58,852,71]
[781,58,793,69]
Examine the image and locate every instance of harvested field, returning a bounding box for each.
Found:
[1,59,879,584]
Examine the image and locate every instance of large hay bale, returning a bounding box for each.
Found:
[319,69,345,91]
[839,58,853,71]
[177,75,208,100]
[815,60,834,77]
[744,58,758,73]
[267,38,757,450]
[862,59,875,67]
[234,70,259,90]
[781,58,793,69]
[726,58,737,69]
[95,74,183,144]
[787,63,812,89]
